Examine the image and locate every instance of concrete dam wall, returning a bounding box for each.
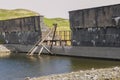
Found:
[0,16,42,44]
[69,4,120,47]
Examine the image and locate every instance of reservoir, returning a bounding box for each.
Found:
[0,54,120,80]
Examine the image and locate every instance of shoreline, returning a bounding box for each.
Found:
[0,45,11,57]
[30,67,120,80]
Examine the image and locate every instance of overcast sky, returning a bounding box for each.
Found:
[0,0,120,18]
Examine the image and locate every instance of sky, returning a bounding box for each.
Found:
[0,0,120,19]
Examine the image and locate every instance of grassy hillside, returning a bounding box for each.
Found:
[0,9,39,20]
[44,18,69,29]
[44,17,70,31]
[0,9,70,30]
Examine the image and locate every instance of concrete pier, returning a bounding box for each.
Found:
[3,44,120,60]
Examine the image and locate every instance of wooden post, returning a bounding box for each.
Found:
[64,31,65,40]
[50,23,57,50]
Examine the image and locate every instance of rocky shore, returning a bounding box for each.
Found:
[0,45,11,56]
[29,67,120,80]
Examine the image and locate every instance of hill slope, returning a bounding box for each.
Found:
[0,9,39,20]
[44,18,70,30]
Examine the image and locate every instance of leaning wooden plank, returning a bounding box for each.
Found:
[38,47,44,55]
[27,28,54,55]
[27,40,41,55]
[37,28,54,46]
[29,46,38,55]
[42,44,53,54]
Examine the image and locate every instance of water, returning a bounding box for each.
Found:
[0,54,120,80]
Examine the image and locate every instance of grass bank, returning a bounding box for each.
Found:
[44,17,70,31]
[0,9,39,20]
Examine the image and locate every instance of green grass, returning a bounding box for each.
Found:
[0,9,70,31]
[0,9,39,20]
[44,17,70,31]
[44,18,69,27]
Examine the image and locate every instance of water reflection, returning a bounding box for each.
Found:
[0,54,120,80]
[70,58,120,71]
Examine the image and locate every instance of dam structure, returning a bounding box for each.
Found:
[69,4,120,47]
[1,4,120,59]
[67,4,120,59]
[28,4,120,60]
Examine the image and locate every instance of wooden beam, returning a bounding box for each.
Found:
[50,23,57,50]
[38,47,43,55]
[27,27,54,55]
[42,44,53,54]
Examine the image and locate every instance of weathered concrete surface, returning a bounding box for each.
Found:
[0,16,42,45]
[3,44,120,60]
[30,67,120,80]
[52,46,120,59]
[0,31,41,44]
[69,4,120,28]
[71,27,120,47]
[69,4,120,47]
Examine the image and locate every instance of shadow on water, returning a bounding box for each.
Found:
[0,54,120,80]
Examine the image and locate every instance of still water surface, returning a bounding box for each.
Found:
[0,54,120,80]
